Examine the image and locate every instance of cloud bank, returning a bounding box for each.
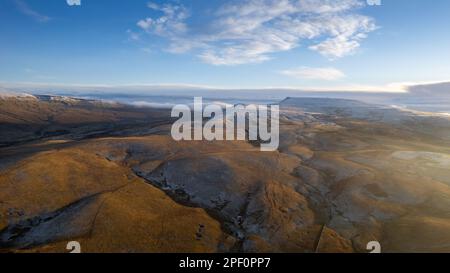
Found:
[281,67,346,80]
[407,82,450,99]
[135,0,376,65]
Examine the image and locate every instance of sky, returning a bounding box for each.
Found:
[1,0,450,91]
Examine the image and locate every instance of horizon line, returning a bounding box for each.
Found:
[1,80,450,94]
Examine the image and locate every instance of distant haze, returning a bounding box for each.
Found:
[1,81,449,113]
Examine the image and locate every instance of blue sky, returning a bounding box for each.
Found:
[1,0,450,91]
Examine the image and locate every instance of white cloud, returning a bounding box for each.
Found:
[136,0,376,65]
[307,14,375,58]
[137,2,189,37]
[281,67,346,81]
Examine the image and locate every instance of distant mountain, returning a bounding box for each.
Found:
[0,94,169,147]
[407,81,450,98]
[280,97,450,142]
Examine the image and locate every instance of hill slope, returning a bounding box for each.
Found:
[0,95,449,253]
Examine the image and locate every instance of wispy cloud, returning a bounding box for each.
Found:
[14,0,50,22]
[281,67,346,81]
[135,0,376,65]
[137,2,189,38]
[126,29,141,41]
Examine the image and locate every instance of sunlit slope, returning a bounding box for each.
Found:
[0,148,233,253]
